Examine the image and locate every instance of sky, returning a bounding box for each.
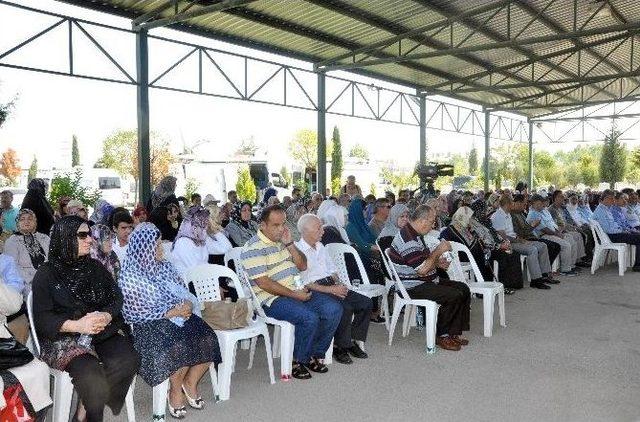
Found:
[1,0,638,182]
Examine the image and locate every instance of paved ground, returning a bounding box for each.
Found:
[105,265,640,422]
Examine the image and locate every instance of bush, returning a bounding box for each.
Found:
[235,166,257,204]
[49,168,101,208]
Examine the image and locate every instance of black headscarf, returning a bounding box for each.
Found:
[149,205,178,242]
[231,201,254,229]
[21,178,55,235]
[469,199,502,244]
[48,216,118,310]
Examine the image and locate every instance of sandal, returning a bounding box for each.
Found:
[167,396,187,419]
[291,361,312,380]
[181,385,204,409]
[307,358,328,374]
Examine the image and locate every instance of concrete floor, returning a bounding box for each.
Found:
[106,265,640,422]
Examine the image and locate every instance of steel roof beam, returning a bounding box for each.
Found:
[320,21,640,71]
[131,0,174,27]
[453,70,640,93]
[429,30,637,90]
[133,0,257,31]
[313,0,513,69]
[303,0,555,111]
[413,0,617,102]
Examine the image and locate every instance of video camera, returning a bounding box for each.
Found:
[414,162,455,198]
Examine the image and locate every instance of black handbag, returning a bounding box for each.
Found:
[0,335,34,371]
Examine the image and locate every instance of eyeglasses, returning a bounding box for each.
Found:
[76,231,91,239]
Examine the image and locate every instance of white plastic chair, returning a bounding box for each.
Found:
[589,220,627,276]
[383,249,439,354]
[26,293,136,422]
[326,243,389,330]
[448,242,506,337]
[185,264,275,401]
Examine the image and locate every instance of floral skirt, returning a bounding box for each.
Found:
[132,316,221,387]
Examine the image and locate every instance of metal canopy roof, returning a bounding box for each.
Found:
[55,0,640,118]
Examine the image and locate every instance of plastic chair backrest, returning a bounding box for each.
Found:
[26,292,41,355]
[590,219,612,246]
[185,264,245,302]
[384,249,411,300]
[449,241,487,283]
[236,268,268,319]
[322,224,350,244]
[223,247,243,269]
[325,243,371,286]
[375,239,392,280]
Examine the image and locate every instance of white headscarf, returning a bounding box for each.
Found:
[317,199,349,242]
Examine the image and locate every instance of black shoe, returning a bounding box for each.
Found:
[560,270,578,277]
[575,261,590,268]
[370,316,386,324]
[332,347,353,364]
[530,280,551,289]
[542,277,560,284]
[347,343,368,359]
[307,358,329,373]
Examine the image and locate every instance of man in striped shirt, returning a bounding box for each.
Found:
[388,204,471,352]
[241,205,341,380]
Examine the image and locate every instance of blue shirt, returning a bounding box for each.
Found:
[0,253,24,294]
[577,205,593,222]
[592,204,623,234]
[526,208,558,237]
[0,206,18,233]
[611,206,633,232]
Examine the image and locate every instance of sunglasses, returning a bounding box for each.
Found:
[77,231,91,239]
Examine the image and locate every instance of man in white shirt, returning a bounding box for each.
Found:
[112,211,134,265]
[295,214,372,365]
[491,195,557,289]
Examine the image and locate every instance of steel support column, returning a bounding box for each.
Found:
[484,109,490,192]
[317,72,327,195]
[136,29,151,203]
[528,121,534,189]
[419,94,427,166]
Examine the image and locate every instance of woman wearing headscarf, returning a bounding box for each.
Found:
[90,224,121,281]
[146,176,180,217]
[454,201,521,292]
[3,209,50,298]
[225,201,258,247]
[118,223,221,418]
[377,203,409,254]
[317,199,349,244]
[171,207,210,277]
[149,205,179,242]
[345,198,385,323]
[21,179,55,235]
[32,216,139,422]
[204,204,233,262]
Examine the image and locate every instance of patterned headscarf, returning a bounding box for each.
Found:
[48,216,118,310]
[89,199,113,224]
[15,208,46,269]
[27,178,47,196]
[231,201,253,228]
[379,203,409,239]
[118,222,189,324]
[151,176,177,210]
[90,224,120,279]
[174,206,210,247]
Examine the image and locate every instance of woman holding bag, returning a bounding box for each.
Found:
[118,223,221,419]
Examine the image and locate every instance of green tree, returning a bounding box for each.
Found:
[71,134,80,167]
[380,166,419,191]
[349,143,369,161]
[236,166,257,204]
[331,178,341,196]
[468,145,478,175]
[369,183,377,197]
[97,129,174,198]
[184,178,199,201]
[49,168,101,208]
[235,136,258,156]
[28,156,38,182]
[0,97,16,128]
[330,126,343,185]
[288,130,332,189]
[627,147,640,182]
[599,127,627,189]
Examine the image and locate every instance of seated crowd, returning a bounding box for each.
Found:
[0,176,639,420]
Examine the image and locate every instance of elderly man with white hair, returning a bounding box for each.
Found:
[295,213,372,365]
